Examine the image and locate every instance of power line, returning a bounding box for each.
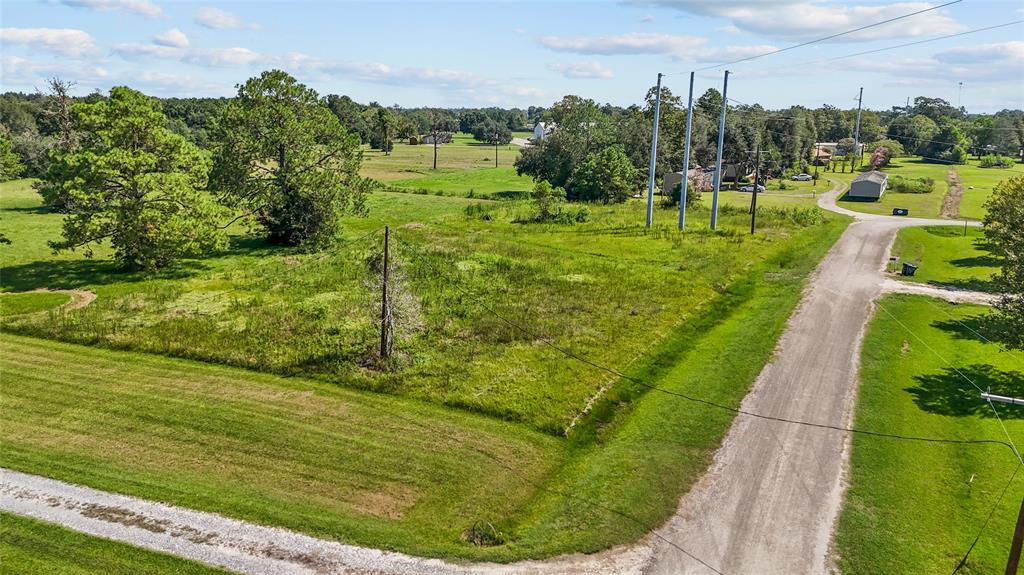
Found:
[391,230,1021,460]
[666,0,964,74]
[952,464,1023,574]
[751,19,1024,76]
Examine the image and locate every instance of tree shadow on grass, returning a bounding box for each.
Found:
[906,364,1024,419]
[932,313,1016,346]
[1,258,203,291]
[929,277,998,292]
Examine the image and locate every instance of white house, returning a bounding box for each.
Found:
[533,122,556,142]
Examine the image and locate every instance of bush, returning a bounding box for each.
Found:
[979,154,1014,168]
[464,203,494,221]
[664,179,704,208]
[889,175,934,194]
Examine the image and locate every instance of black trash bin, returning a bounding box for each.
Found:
[902,263,918,276]
[892,207,909,216]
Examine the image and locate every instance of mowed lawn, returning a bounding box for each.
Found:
[0,513,229,575]
[0,334,563,560]
[835,157,1015,219]
[891,226,1000,291]
[836,295,1024,574]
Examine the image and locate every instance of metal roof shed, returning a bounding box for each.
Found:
[848,170,888,201]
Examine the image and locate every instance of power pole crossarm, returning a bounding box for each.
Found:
[982,392,1024,406]
[646,72,663,228]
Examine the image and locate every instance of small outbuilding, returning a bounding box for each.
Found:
[848,170,888,201]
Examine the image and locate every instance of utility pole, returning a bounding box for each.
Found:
[679,71,695,231]
[494,131,499,169]
[710,70,729,231]
[813,142,821,182]
[853,87,863,170]
[958,81,964,109]
[750,144,761,235]
[646,72,663,228]
[379,225,392,360]
[1006,497,1024,575]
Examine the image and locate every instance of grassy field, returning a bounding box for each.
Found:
[891,226,1000,291]
[1,334,562,559]
[835,295,1024,574]
[0,170,849,560]
[2,178,840,434]
[834,157,1015,219]
[0,512,228,574]
[1,291,70,317]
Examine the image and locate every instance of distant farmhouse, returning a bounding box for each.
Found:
[848,170,888,201]
[533,122,556,143]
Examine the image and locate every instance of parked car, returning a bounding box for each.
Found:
[791,173,813,181]
[739,184,766,192]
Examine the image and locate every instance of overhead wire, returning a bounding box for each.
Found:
[661,0,963,75]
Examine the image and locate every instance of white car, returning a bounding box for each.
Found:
[791,173,813,181]
[739,184,765,192]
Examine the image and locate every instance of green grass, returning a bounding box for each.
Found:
[834,157,1016,220]
[891,226,1000,292]
[2,179,842,434]
[360,135,523,184]
[956,160,1017,220]
[0,512,228,574]
[0,171,850,560]
[835,294,1024,574]
[1,333,563,560]
[388,167,532,198]
[1,291,70,316]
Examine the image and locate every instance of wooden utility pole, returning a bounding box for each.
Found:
[750,144,761,235]
[379,225,392,359]
[494,135,499,168]
[1006,497,1024,575]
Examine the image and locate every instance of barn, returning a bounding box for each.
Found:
[848,171,888,201]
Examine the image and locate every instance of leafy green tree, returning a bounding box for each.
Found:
[983,174,1024,349]
[532,179,565,221]
[211,70,366,249]
[887,114,939,155]
[515,95,613,188]
[0,130,24,181]
[46,86,226,271]
[566,145,639,203]
[326,94,371,144]
[920,121,969,164]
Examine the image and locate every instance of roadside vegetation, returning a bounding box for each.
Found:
[891,226,1000,291]
[0,512,229,575]
[835,294,1024,574]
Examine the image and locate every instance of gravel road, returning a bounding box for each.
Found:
[641,183,981,574]
[1,182,982,574]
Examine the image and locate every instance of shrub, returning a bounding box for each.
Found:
[532,180,566,221]
[979,154,1014,168]
[889,175,934,194]
[664,179,704,208]
[464,203,494,221]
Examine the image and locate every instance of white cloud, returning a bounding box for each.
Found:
[153,28,188,48]
[0,27,97,57]
[1,56,109,85]
[640,14,655,23]
[838,42,1024,83]
[714,25,740,34]
[195,7,260,30]
[184,47,267,67]
[513,27,526,35]
[61,0,162,18]
[539,32,704,55]
[505,86,544,98]
[688,44,779,63]
[111,42,184,59]
[635,1,965,41]
[548,60,614,79]
[935,41,1024,65]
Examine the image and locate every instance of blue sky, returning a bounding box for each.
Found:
[2,0,1022,113]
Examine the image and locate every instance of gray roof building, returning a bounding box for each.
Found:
[848,170,888,201]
